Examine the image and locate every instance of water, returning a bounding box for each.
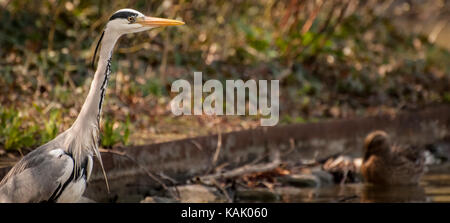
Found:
[272,173,450,203]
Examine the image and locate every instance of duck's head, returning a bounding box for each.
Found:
[363,130,390,160]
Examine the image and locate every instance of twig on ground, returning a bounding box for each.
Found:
[212,130,222,167]
[198,160,282,183]
[99,148,180,199]
[190,140,203,151]
[158,171,178,185]
[206,130,223,174]
[210,179,233,203]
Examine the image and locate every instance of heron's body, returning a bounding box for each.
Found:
[0,127,97,202]
[0,9,183,203]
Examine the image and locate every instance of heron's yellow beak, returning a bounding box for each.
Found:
[137,16,185,27]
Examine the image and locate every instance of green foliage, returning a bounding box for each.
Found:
[0,105,133,151]
[238,21,278,60]
[0,105,65,150]
[101,116,131,148]
[281,115,306,124]
[141,78,164,97]
[444,92,450,103]
[0,107,37,150]
[40,109,61,144]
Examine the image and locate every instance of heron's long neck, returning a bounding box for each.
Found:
[60,29,120,191]
[72,30,120,132]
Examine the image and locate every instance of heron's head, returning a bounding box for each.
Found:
[106,8,184,35]
[92,9,184,68]
[363,130,390,160]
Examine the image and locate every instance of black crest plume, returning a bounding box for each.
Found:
[91,30,105,69]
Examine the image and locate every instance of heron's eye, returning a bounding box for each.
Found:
[127,16,136,23]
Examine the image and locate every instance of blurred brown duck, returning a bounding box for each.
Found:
[361,131,425,185]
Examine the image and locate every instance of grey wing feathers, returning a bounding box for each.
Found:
[0,142,62,185]
[0,147,74,203]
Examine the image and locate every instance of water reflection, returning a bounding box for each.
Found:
[361,184,427,203]
[255,173,450,203]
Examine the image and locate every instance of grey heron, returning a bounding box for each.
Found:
[0,8,184,203]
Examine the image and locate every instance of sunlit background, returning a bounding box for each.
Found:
[0,0,449,153]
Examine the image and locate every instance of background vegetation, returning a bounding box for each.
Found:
[0,0,449,154]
